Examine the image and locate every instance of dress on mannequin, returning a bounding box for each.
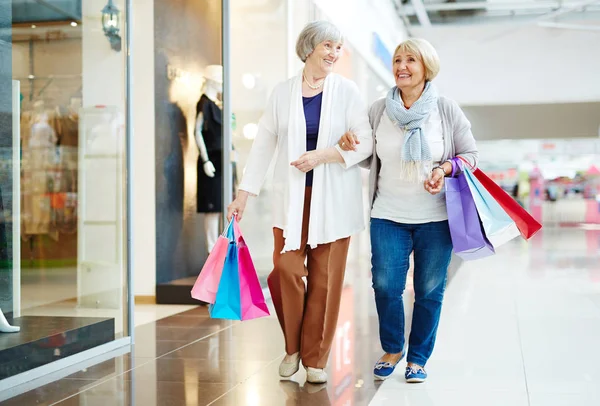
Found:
[196,65,224,253]
[22,100,57,237]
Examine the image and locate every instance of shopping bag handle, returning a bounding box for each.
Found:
[451,156,475,176]
[221,215,236,239]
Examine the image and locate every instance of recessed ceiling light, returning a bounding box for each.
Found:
[71,22,78,27]
[31,25,36,28]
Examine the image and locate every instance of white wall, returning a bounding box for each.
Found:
[81,0,156,297]
[412,23,600,105]
[131,0,156,297]
[82,0,126,110]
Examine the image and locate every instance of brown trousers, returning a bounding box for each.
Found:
[267,187,351,369]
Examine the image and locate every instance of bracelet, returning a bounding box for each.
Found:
[432,166,447,177]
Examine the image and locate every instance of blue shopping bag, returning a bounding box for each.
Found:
[463,167,520,248]
[208,220,242,320]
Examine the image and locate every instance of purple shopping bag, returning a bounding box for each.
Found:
[445,172,495,260]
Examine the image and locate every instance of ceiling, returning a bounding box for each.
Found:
[12,0,81,24]
[399,0,600,27]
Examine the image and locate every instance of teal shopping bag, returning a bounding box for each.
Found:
[463,167,520,248]
[208,220,242,320]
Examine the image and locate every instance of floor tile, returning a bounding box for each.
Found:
[160,336,285,362]
[132,339,193,358]
[62,354,153,381]
[55,379,231,406]
[529,391,600,406]
[126,358,269,384]
[210,381,375,406]
[0,378,99,406]
[369,388,529,406]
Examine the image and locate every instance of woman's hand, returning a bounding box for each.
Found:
[227,191,250,221]
[291,150,324,173]
[424,167,445,195]
[338,131,359,151]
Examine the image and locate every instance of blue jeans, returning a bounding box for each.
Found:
[370,218,453,367]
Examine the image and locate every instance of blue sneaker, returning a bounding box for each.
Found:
[405,365,427,383]
[373,353,404,381]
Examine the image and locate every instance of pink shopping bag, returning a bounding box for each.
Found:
[234,220,270,320]
[190,222,232,303]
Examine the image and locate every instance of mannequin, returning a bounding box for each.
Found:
[0,309,19,333]
[195,65,223,253]
[23,100,57,249]
[56,96,81,147]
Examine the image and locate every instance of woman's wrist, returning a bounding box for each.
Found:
[433,162,452,177]
[320,147,344,164]
[237,190,251,201]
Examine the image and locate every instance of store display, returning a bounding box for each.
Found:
[195,64,224,253]
[0,308,19,333]
[20,94,80,260]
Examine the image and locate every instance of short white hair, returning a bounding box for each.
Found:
[296,21,343,63]
[394,38,441,81]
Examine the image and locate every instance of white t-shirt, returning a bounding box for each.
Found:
[371,106,448,224]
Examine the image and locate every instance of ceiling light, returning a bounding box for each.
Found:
[242,74,256,90]
[243,123,258,140]
[71,22,78,27]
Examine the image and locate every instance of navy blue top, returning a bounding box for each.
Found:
[303,92,323,187]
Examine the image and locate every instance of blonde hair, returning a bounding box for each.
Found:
[394,38,440,81]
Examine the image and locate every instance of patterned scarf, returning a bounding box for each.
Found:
[385,81,439,183]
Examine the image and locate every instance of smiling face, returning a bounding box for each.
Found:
[305,40,343,77]
[393,50,426,91]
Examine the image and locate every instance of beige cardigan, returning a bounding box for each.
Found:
[363,96,479,209]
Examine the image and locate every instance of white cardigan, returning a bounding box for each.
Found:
[238,72,373,252]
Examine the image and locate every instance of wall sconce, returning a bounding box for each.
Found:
[102,0,122,52]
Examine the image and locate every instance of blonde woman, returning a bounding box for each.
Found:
[340,38,478,383]
[227,21,372,384]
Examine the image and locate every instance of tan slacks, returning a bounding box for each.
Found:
[267,187,351,369]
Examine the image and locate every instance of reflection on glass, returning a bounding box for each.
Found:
[0,0,129,381]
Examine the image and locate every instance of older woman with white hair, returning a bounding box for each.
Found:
[227,21,372,384]
[340,38,479,383]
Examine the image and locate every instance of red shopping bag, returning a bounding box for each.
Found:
[457,157,541,239]
[233,220,270,320]
[190,222,231,303]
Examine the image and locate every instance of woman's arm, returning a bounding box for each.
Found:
[229,90,279,221]
[195,112,216,177]
[335,82,373,169]
[291,82,373,173]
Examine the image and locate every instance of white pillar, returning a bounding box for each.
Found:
[82,0,156,298]
[82,0,126,110]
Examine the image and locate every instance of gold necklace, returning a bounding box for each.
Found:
[303,72,324,90]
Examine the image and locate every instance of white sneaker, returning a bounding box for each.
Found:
[279,352,300,378]
[305,367,328,384]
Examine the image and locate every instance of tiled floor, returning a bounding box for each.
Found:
[371,227,600,406]
[4,227,600,405]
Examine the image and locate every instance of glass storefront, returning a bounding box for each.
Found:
[0,0,131,383]
[153,0,225,304]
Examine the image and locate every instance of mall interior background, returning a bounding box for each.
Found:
[0,0,599,400]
